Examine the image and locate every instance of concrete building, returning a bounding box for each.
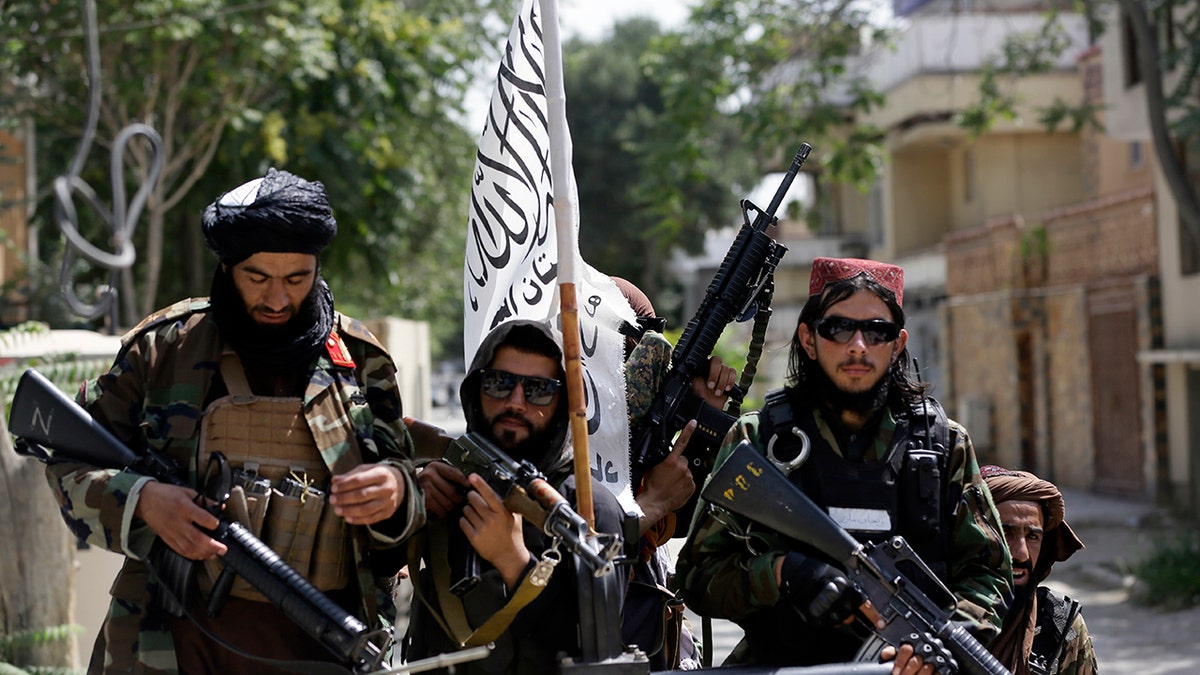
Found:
[1102,2,1200,510]
[816,1,1192,505]
[673,3,1189,503]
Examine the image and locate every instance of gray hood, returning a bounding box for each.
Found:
[459,319,573,477]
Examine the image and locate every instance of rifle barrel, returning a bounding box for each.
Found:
[763,143,813,218]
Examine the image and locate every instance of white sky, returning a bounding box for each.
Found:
[556,0,690,40]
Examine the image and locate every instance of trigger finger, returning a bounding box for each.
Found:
[672,420,698,455]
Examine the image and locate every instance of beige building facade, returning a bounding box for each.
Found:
[724,4,1186,501]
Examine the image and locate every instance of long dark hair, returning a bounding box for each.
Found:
[785,274,929,409]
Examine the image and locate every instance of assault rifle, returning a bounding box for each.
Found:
[443,431,622,581]
[701,442,1011,675]
[442,432,634,667]
[6,368,389,674]
[631,144,810,490]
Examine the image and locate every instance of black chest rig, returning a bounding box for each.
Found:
[760,388,953,582]
[1029,586,1082,675]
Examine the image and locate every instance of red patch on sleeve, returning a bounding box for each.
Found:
[326,331,356,369]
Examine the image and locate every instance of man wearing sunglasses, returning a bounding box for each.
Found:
[678,257,1012,674]
[406,319,629,673]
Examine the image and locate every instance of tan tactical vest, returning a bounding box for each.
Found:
[198,353,351,601]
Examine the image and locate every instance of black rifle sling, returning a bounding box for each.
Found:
[729,282,777,418]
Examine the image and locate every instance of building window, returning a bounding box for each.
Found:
[1180,138,1200,276]
[1122,10,1142,88]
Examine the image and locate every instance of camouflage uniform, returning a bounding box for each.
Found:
[46,298,423,673]
[677,407,1012,666]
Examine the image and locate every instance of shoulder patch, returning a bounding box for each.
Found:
[326,330,356,368]
[121,297,211,347]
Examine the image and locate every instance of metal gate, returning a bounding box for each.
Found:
[1088,283,1144,495]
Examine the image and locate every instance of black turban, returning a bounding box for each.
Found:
[201,168,337,264]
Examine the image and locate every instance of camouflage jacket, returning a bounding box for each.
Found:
[45,297,424,673]
[676,407,1012,666]
[1050,611,1096,675]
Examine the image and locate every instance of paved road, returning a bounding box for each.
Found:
[670,488,1200,674]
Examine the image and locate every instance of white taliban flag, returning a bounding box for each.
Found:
[463,0,640,510]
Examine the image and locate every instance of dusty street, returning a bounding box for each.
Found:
[1042,509,1200,675]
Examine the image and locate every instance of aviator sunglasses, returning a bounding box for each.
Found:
[814,316,901,346]
[479,368,562,406]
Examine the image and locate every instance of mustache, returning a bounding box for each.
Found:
[1013,559,1033,572]
[839,356,876,368]
[493,411,532,430]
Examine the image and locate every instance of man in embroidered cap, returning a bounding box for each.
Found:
[45,168,424,673]
[679,257,1012,673]
[983,466,1097,675]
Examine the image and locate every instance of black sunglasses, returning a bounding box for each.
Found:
[814,316,900,346]
[479,368,562,406]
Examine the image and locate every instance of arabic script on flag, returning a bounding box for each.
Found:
[464,0,640,510]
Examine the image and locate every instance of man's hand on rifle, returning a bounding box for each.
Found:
[777,551,864,627]
[460,472,530,589]
[330,463,408,525]
[419,461,470,518]
[691,356,737,409]
[636,419,698,536]
[880,641,954,675]
[135,481,227,560]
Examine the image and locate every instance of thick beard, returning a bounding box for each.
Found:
[804,357,891,416]
[1012,560,1036,596]
[489,412,557,466]
[210,267,333,373]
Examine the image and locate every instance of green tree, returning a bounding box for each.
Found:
[643,0,891,225]
[1,0,504,357]
[564,17,758,308]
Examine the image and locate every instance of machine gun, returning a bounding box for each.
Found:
[6,368,389,674]
[701,442,1011,675]
[630,144,810,493]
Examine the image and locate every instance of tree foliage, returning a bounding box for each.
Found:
[643,0,891,212]
[563,18,758,310]
[1,0,507,358]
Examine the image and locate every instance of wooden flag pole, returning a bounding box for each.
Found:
[540,0,593,528]
[558,282,594,528]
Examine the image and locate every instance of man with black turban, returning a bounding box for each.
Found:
[46,169,425,673]
[982,465,1097,675]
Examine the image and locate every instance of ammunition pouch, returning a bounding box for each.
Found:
[197,358,351,602]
